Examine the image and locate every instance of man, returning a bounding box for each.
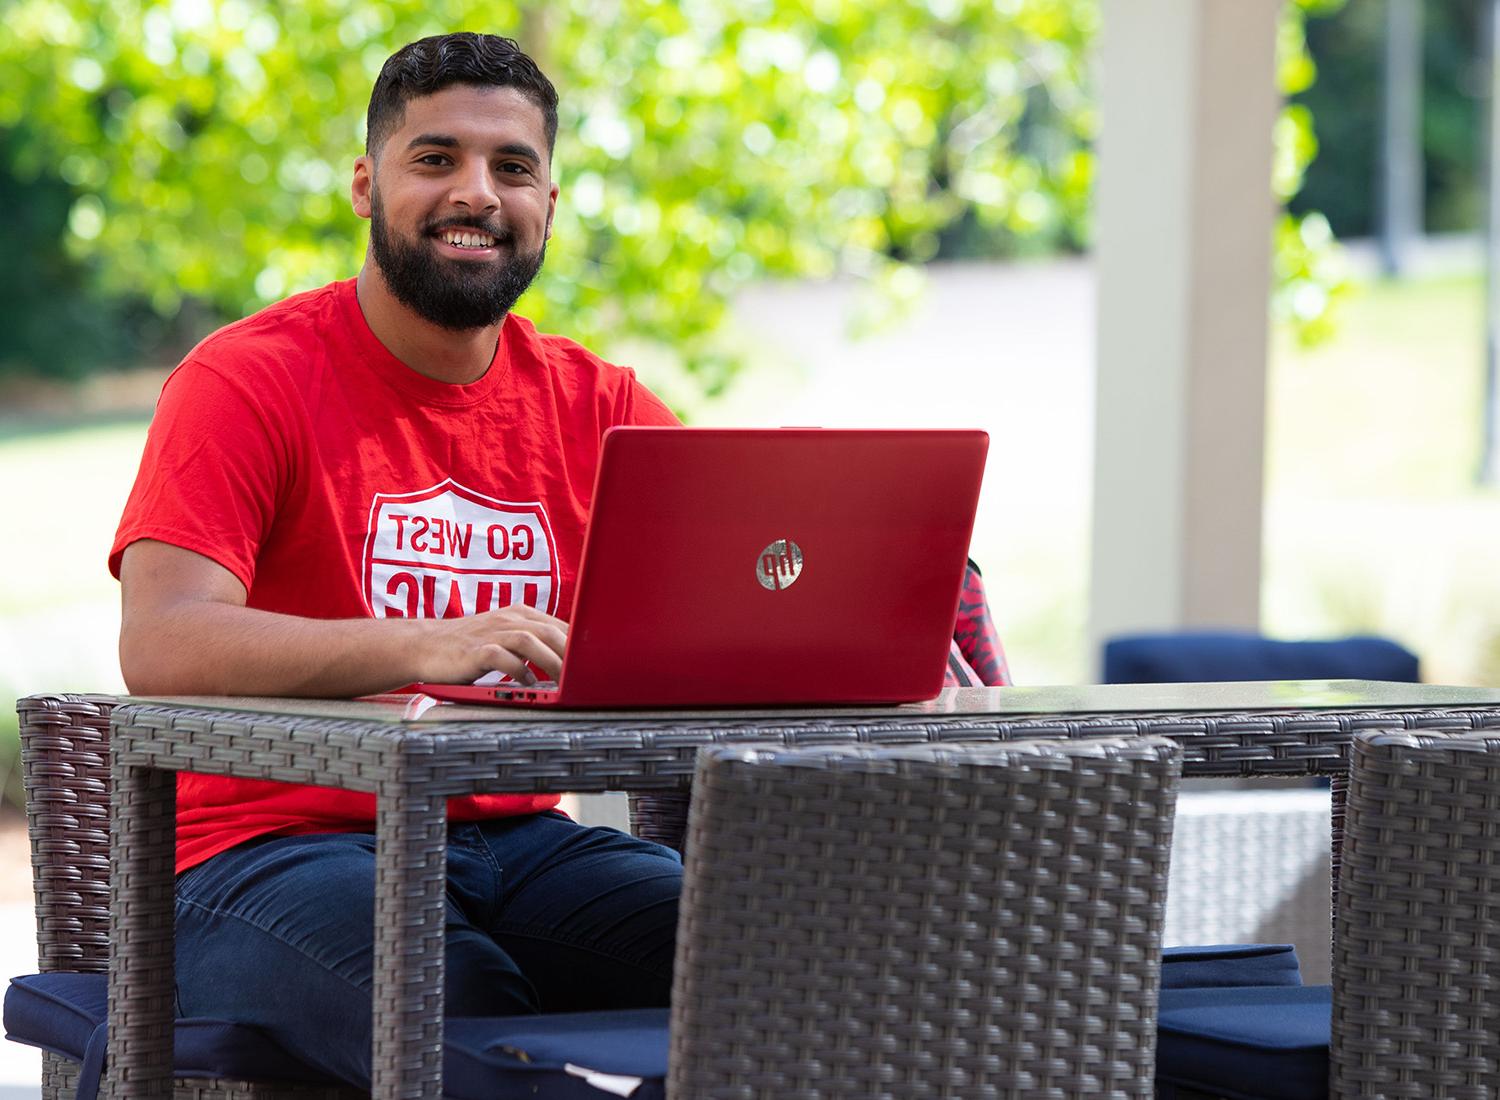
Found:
[111,32,683,1087]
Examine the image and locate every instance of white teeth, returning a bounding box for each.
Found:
[441,230,494,249]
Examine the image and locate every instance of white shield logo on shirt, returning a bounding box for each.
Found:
[361,479,559,619]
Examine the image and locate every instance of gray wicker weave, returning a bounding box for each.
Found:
[1332,728,1500,1099]
[17,695,363,1100]
[41,1054,355,1100]
[19,694,112,976]
[669,737,1182,1099]
[21,682,1500,1098]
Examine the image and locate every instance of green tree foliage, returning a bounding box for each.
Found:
[0,0,1339,384]
[1276,0,1351,344]
[0,125,139,379]
[1294,0,1484,238]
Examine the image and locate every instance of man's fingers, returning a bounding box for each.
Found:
[486,604,568,631]
[510,629,565,678]
[491,629,565,679]
[445,610,569,683]
[475,644,539,685]
[526,621,568,662]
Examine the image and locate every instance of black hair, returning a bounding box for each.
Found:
[365,33,559,158]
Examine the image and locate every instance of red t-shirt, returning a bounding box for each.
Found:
[111,277,679,872]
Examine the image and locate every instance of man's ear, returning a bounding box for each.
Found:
[546,182,558,240]
[351,155,374,220]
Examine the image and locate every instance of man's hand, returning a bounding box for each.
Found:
[119,539,568,697]
[412,604,567,686]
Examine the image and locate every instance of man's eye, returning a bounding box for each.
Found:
[418,154,448,166]
[498,162,530,175]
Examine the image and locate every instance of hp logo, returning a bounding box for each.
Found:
[756,539,803,591]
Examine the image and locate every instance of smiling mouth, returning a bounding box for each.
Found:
[432,227,501,252]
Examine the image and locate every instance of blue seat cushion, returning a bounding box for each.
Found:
[1103,631,1419,685]
[6,972,668,1099]
[1156,984,1330,1100]
[9,957,1314,1100]
[446,1012,667,1098]
[1161,944,1302,989]
[2,973,336,1085]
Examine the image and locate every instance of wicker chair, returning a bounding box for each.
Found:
[671,737,1182,1098]
[1158,726,1500,1098]
[1332,727,1500,1098]
[15,694,358,1099]
[11,694,1181,1098]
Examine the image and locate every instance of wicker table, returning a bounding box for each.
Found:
[103,679,1500,1099]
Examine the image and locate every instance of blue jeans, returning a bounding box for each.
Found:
[173,812,683,1087]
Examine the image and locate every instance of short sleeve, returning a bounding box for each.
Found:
[620,372,682,427]
[109,360,289,590]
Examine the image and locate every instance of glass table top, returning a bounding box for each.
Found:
[126,679,1500,726]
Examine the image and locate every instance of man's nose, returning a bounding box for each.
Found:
[448,159,500,214]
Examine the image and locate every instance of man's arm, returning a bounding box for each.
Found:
[119,540,567,697]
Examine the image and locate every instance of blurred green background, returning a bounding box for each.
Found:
[6,0,1500,806]
[1,0,1346,387]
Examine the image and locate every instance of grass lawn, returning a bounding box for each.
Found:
[0,419,149,802]
[1266,274,1488,497]
[1262,273,1500,685]
[0,419,151,617]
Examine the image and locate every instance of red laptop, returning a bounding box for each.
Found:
[413,427,988,708]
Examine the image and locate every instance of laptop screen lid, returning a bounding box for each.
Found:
[544,426,988,707]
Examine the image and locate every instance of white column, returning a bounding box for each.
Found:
[1088,0,1282,675]
[1380,0,1424,276]
[1481,0,1500,482]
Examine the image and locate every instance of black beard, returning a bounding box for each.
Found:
[369,189,546,331]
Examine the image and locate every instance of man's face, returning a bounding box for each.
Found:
[353,84,558,331]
